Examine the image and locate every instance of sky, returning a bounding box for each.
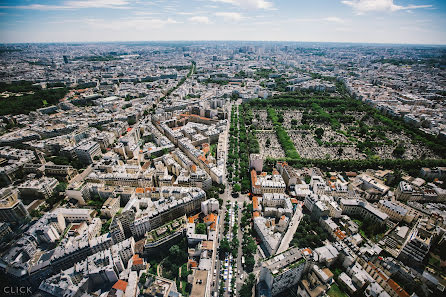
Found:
[0,0,445,44]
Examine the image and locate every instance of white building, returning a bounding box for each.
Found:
[257,247,308,297]
[339,199,388,225]
[201,198,219,215]
[52,208,94,223]
[75,141,101,164]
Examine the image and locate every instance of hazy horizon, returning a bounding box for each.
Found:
[2,40,446,47]
[0,0,445,45]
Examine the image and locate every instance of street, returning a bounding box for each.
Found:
[211,100,255,297]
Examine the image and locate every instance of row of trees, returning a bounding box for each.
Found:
[238,104,260,192]
[227,104,260,192]
[242,232,256,272]
[301,103,342,130]
[267,107,301,159]
[239,273,256,297]
[241,201,255,273]
[240,202,253,229]
[227,105,240,188]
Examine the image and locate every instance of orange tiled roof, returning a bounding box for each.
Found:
[251,170,259,188]
[133,258,143,265]
[334,228,346,240]
[210,222,217,231]
[141,161,151,170]
[204,213,217,224]
[302,248,312,255]
[135,188,144,194]
[132,254,144,265]
[189,259,198,268]
[368,262,409,297]
[387,279,410,297]
[252,196,259,210]
[188,213,199,223]
[290,198,298,204]
[253,211,260,217]
[112,280,128,292]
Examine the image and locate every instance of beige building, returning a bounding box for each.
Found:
[377,200,422,224]
[0,188,29,223]
[101,196,121,218]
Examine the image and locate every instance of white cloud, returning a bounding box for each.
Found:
[64,0,129,8]
[133,11,163,16]
[211,0,274,10]
[290,17,347,24]
[322,17,345,24]
[215,12,243,21]
[0,4,64,10]
[0,0,130,10]
[84,17,179,30]
[189,16,211,24]
[341,0,432,14]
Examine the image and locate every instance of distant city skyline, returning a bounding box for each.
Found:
[0,0,446,44]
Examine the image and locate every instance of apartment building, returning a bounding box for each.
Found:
[257,247,309,297]
[17,177,58,199]
[254,216,282,257]
[399,218,437,266]
[251,169,286,195]
[0,188,29,223]
[340,198,388,225]
[101,196,121,219]
[75,141,101,164]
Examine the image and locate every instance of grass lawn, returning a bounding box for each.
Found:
[328,283,349,297]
